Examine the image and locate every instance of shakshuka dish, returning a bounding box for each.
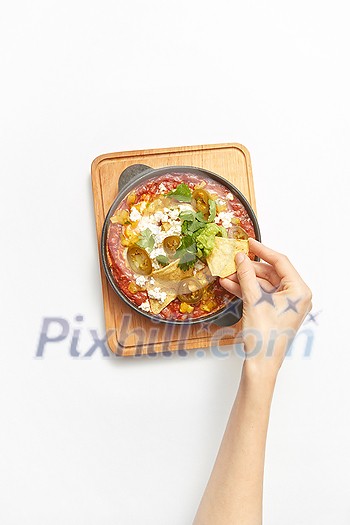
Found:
[106,172,256,321]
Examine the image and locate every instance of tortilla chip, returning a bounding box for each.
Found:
[147,288,177,314]
[207,237,249,278]
[152,259,188,280]
[147,259,193,314]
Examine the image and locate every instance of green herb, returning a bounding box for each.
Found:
[175,235,197,270]
[181,210,208,236]
[136,228,155,251]
[177,202,223,265]
[208,199,216,222]
[166,183,192,202]
[156,255,169,266]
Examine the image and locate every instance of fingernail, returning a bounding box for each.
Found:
[235,252,245,265]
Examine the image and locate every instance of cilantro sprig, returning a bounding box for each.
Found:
[177,200,225,266]
[156,255,169,266]
[166,183,192,202]
[136,228,155,251]
[175,235,197,271]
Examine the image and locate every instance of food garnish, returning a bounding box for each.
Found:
[177,277,204,304]
[163,235,181,255]
[127,246,152,275]
[137,228,155,250]
[166,183,192,202]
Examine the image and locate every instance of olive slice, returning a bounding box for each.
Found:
[192,189,210,218]
[163,235,181,255]
[127,245,152,275]
[177,277,204,304]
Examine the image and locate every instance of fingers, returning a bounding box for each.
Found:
[234,252,260,303]
[225,261,280,288]
[249,238,301,282]
[220,276,276,298]
[219,278,242,297]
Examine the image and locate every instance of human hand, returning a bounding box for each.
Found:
[220,239,312,376]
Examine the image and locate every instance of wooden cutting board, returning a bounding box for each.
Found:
[91,143,257,356]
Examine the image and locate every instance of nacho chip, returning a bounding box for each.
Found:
[146,285,177,314]
[147,259,193,314]
[153,259,186,281]
[207,237,249,278]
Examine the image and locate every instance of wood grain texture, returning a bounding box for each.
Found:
[91,143,257,356]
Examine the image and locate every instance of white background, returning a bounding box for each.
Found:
[1,1,349,523]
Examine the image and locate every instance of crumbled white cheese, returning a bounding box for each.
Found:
[135,275,148,287]
[215,211,235,229]
[138,216,162,235]
[168,208,180,220]
[148,287,167,303]
[149,277,155,285]
[153,231,167,245]
[139,300,151,312]
[227,192,234,201]
[153,210,169,223]
[149,246,167,260]
[158,183,167,193]
[217,198,226,206]
[166,222,182,235]
[130,207,142,222]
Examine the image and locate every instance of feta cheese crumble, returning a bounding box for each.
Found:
[135,275,148,287]
[149,246,167,260]
[153,210,169,223]
[215,211,235,229]
[139,300,151,312]
[227,192,234,201]
[129,207,142,222]
[168,208,180,220]
[147,287,167,303]
[158,182,167,193]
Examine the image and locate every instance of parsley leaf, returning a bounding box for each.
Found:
[175,235,197,270]
[181,210,208,236]
[156,255,169,266]
[166,183,192,202]
[136,228,155,250]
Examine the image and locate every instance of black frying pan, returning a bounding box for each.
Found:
[101,164,261,327]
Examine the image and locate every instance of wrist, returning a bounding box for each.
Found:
[242,359,278,391]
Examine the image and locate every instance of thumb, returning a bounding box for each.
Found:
[235,252,259,304]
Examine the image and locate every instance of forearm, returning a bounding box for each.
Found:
[193,363,277,525]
